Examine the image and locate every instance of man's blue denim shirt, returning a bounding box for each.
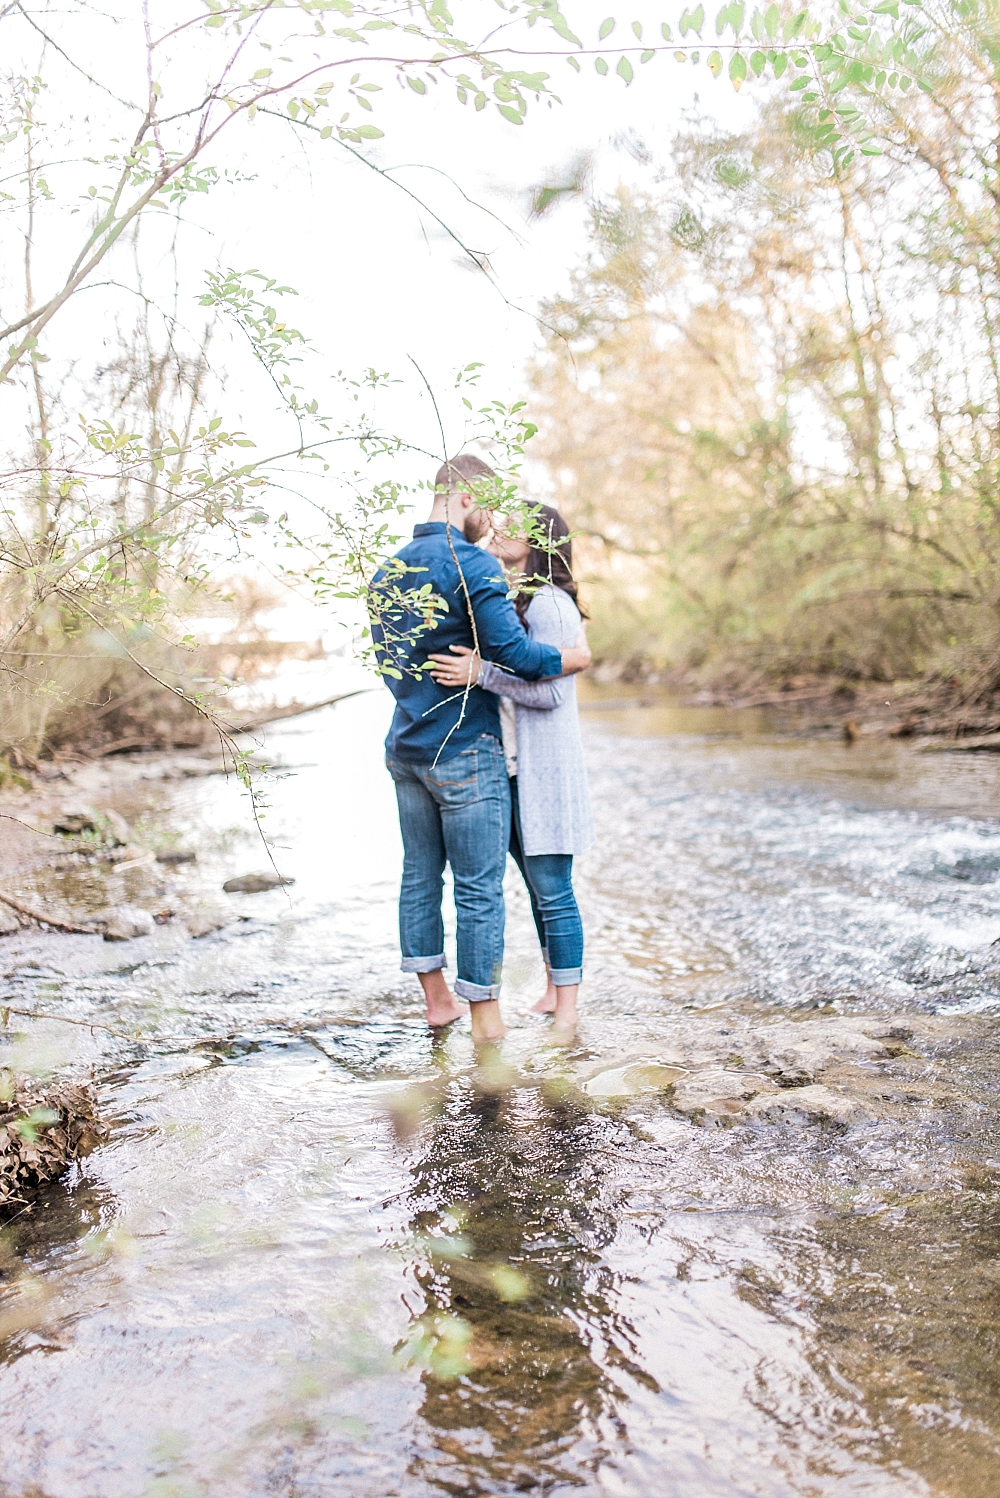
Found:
[370,522,563,765]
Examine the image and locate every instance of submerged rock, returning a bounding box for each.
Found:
[156,849,197,865]
[583,1061,687,1098]
[185,908,234,938]
[96,905,155,941]
[0,906,20,935]
[223,871,294,894]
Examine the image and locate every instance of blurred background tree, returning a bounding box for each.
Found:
[533,1,1000,709]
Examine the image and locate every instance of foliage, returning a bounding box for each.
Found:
[0,0,953,768]
[533,21,1000,690]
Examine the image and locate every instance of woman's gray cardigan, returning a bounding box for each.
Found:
[478,584,594,858]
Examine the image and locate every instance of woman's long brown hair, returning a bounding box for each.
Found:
[513,504,587,625]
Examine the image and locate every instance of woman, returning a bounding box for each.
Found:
[429,505,593,1030]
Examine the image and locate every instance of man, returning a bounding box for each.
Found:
[370,454,590,1042]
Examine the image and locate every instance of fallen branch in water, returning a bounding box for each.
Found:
[0,891,98,935]
[1,1006,144,1041]
[223,688,375,734]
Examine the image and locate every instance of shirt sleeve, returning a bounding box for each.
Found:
[466,555,562,680]
[478,661,564,709]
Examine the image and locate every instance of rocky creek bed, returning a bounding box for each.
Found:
[1,692,1000,1496]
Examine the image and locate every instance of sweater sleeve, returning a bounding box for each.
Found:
[466,554,562,680]
[478,661,564,709]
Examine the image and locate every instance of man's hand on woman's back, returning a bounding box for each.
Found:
[560,626,591,677]
[428,626,590,686]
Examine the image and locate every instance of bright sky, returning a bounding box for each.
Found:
[3,3,758,651]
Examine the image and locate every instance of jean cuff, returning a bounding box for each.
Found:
[549,966,582,986]
[401,954,446,973]
[454,977,500,1003]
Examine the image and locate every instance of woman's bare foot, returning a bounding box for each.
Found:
[417,970,464,1028]
[470,999,507,1044]
[531,982,558,1015]
[552,988,578,1035]
[547,984,579,1034]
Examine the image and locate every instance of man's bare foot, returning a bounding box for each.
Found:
[531,982,558,1015]
[417,970,464,1028]
[470,999,507,1044]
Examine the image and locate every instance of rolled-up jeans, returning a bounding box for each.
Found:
[508,777,584,986]
[386,734,510,1003]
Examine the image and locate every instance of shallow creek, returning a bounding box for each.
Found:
[3,693,1000,1497]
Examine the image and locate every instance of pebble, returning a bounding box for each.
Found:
[156,849,197,864]
[52,806,98,835]
[101,810,132,846]
[105,845,155,867]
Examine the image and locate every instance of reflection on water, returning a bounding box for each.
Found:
[1,693,1000,1493]
[399,1062,630,1494]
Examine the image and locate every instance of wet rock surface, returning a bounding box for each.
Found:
[580,1010,978,1129]
[222,870,295,893]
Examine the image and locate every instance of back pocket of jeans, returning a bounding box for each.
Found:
[425,748,478,802]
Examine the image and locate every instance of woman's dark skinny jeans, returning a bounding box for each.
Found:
[508,777,584,986]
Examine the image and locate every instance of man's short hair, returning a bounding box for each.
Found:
[434,453,497,494]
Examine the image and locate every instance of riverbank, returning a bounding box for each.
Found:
[586,669,1000,745]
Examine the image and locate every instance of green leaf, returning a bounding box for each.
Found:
[632,20,643,38]
[599,16,616,39]
[617,56,634,83]
[595,56,609,73]
[680,5,705,37]
[641,48,654,61]
[544,6,582,46]
[707,49,723,75]
[354,124,384,138]
[729,50,747,88]
[408,76,427,93]
[567,55,581,69]
[498,104,524,124]
[661,20,672,39]
[764,2,779,35]
[750,49,766,73]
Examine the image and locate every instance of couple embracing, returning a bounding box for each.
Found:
[371,454,594,1043]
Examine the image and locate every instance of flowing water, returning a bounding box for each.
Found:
[3,692,1000,1497]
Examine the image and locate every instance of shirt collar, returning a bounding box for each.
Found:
[412,521,466,540]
